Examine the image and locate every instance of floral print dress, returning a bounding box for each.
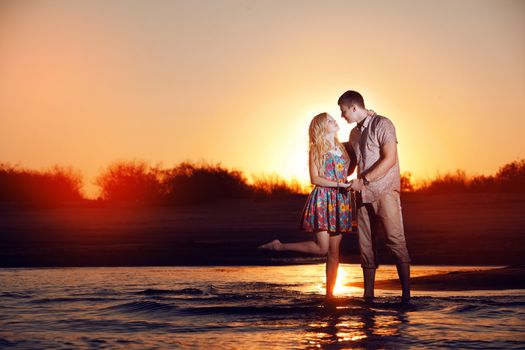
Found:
[300,148,352,233]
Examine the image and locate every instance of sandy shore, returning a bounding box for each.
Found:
[346,266,525,291]
[1,192,524,267]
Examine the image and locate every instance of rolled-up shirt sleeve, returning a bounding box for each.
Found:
[377,118,398,145]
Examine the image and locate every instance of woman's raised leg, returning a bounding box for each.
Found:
[258,231,330,255]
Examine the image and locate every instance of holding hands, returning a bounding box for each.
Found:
[349,178,365,192]
[338,178,365,192]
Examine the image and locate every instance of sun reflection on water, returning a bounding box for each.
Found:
[301,307,409,349]
[304,317,369,348]
[332,265,364,296]
[293,263,364,297]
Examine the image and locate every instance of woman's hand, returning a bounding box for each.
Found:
[340,182,352,189]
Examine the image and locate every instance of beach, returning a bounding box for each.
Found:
[347,265,525,291]
[1,192,524,267]
[2,193,525,349]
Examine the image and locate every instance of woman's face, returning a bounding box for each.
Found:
[325,115,340,134]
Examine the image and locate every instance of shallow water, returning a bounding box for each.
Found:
[1,265,524,349]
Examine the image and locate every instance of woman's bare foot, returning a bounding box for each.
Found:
[258,239,282,251]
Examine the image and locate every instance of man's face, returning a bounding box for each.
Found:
[339,103,358,124]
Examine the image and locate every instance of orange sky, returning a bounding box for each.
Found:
[1,0,524,197]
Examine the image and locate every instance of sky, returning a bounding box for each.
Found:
[1,0,524,197]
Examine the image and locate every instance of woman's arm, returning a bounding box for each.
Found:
[309,151,350,188]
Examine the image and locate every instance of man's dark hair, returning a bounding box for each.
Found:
[337,90,365,108]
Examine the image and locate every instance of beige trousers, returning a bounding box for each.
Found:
[357,190,411,269]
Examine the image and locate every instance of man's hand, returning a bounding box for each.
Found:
[350,179,365,192]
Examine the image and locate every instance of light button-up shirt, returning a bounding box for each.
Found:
[349,113,401,203]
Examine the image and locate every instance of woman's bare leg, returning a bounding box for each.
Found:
[325,234,342,299]
[258,231,330,255]
[259,232,342,299]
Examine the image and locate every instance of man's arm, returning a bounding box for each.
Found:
[342,141,357,176]
[349,141,397,191]
[363,141,397,181]
[349,117,399,192]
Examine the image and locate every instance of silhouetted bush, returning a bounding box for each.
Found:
[251,174,307,198]
[400,172,415,192]
[3,158,524,205]
[497,159,525,192]
[93,161,305,204]
[469,175,497,192]
[418,170,469,193]
[163,162,251,204]
[415,159,525,193]
[0,164,84,205]
[95,160,164,203]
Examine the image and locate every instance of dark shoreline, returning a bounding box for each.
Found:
[346,265,525,291]
[1,193,524,268]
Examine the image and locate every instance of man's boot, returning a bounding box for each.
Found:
[396,262,411,303]
[363,268,376,303]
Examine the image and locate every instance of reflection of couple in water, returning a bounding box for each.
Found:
[260,90,411,304]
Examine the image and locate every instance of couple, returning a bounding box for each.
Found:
[259,90,411,304]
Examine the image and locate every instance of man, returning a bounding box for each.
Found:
[338,90,411,303]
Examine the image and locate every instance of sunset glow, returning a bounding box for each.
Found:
[1,0,524,198]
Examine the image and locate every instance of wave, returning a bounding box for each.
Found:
[0,338,15,347]
[135,288,204,296]
[29,296,119,304]
[55,317,173,332]
[0,292,32,299]
[181,304,322,316]
[99,294,525,318]
[104,300,178,314]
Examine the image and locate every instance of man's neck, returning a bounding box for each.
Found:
[355,110,367,125]
[356,109,374,124]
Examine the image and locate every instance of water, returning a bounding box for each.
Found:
[1,265,524,349]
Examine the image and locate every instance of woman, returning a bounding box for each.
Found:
[259,112,354,300]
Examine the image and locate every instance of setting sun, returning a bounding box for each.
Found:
[1,1,524,198]
[1,2,525,349]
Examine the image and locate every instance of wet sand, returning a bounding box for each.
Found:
[346,265,525,291]
[1,192,524,267]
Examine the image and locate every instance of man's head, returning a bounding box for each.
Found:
[338,90,367,124]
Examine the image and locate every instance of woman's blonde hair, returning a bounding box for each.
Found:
[308,112,347,171]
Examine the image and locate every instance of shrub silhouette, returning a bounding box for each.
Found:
[250,174,307,198]
[468,175,497,192]
[0,164,83,205]
[415,159,525,193]
[93,161,304,204]
[163,162,251,204]
[400,172,415,192]
[95,160,164,203]
[497,159,525,192]
[418,170,469,193]
[2,158,524,204]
